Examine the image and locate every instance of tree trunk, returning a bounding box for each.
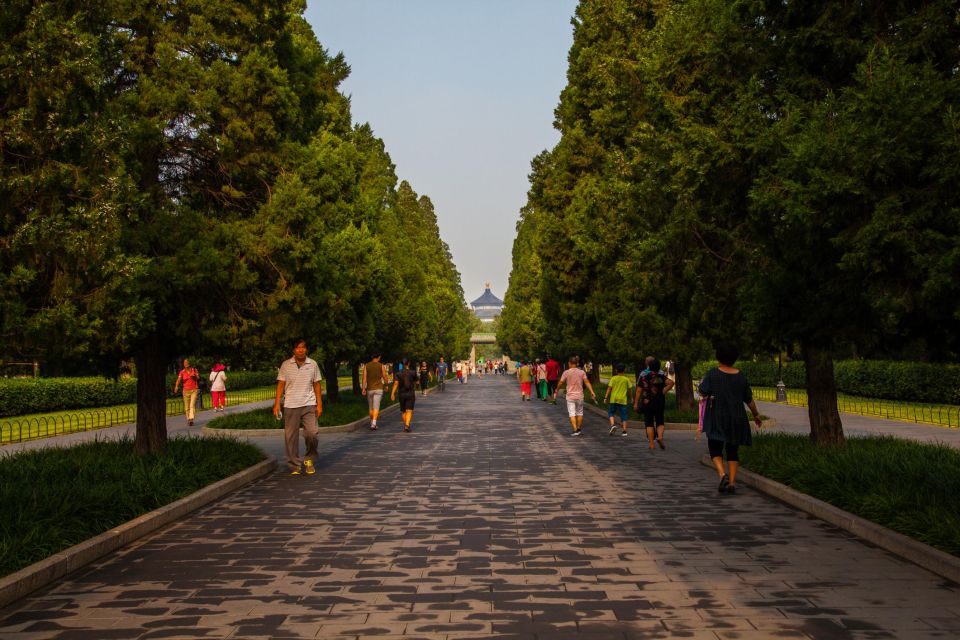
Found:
[323,358,340,403]
[351,359,361,395]
[674,360,695,412]
[802,343,846,446]
[134,332,168,455]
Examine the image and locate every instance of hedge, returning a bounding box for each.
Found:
[0,370,277,418]
[692,360,960,405]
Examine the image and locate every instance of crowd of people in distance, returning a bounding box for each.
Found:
[190,337,763,493]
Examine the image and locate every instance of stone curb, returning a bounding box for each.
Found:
[698,455,960,584]
[0,456,277,610]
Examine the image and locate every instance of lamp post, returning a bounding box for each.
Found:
[776,352,787,402]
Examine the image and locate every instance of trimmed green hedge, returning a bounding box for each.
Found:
[0,370,277,418]
[692,360,960,405]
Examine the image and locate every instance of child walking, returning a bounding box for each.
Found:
[603,363,633,436]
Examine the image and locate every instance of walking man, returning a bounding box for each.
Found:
[362,351,388,430]
[553,356,597,436]
[435,356,448,392]
[545,356,561,398]
[273,338,323,475]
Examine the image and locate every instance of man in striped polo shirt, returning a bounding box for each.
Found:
[273,338,323,475]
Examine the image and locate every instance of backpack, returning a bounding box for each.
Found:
[638,370,666,405]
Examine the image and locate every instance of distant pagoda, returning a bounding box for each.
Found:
[470,282,504,322]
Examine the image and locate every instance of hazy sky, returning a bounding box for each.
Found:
[305,0,578,302]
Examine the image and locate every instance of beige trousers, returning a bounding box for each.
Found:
[182,389,198,421]
[283,405,318,471]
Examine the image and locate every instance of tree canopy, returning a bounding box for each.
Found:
[0,1,472,451]
[501,0,960,443]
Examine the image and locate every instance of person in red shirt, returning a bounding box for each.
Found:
[173,358,200,426]
[545,356,561,398]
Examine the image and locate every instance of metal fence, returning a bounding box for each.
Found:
[753,386,960,429]
[0,386,276,445]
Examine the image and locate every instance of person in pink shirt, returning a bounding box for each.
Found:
[209,363,228,412]
[552,357,597,436]
[173,358,200,426]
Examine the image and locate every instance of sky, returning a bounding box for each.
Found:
[305,0,579,303]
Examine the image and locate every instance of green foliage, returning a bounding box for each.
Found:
[505,0,960,439]
[0,436,264,576]
[742,433,960,557]
[0,371,276,417]
[0,378,136,418]
[695,360,960,405]
[0,3,471,444]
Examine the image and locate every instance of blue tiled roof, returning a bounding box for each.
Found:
[470,287,504,308]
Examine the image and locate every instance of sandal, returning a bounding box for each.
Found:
[657,438,665,449]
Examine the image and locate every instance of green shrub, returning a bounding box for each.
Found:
[742,433,960,557]
[693,359,960,405]
[0,370,277,417]
[0,436,264,577]
[0,377,137,417]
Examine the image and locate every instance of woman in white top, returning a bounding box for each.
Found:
[209,365,228,411]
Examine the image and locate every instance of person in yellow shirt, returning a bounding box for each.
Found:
[516,360,532,401]
[603,363,634,436]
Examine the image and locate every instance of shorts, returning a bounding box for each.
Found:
[367,389,383,411]
[399,395,416,412]
[566,398,584,417]
[642,399,665,428]
[607,403,628,421]
[520,381,532,395]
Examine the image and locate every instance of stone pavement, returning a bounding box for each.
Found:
[1,376,959,639]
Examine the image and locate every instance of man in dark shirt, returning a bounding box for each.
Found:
[391,357,419,432]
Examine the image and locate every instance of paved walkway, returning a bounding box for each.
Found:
[1,376,959,639]
[756,401,960,448]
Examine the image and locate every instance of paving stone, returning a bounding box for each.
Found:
[1,375,958,639]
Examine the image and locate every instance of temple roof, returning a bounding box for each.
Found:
[470,286,504,308]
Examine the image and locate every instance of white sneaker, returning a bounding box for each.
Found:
[621,431,628,437]
[571,431,581,437]
[609,426,617,436]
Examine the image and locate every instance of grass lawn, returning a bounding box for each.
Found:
[1,379,363,444]
[206,391,398,430]
[742,433,960,557]
[0,436,265,578]
[0,385,278,444]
